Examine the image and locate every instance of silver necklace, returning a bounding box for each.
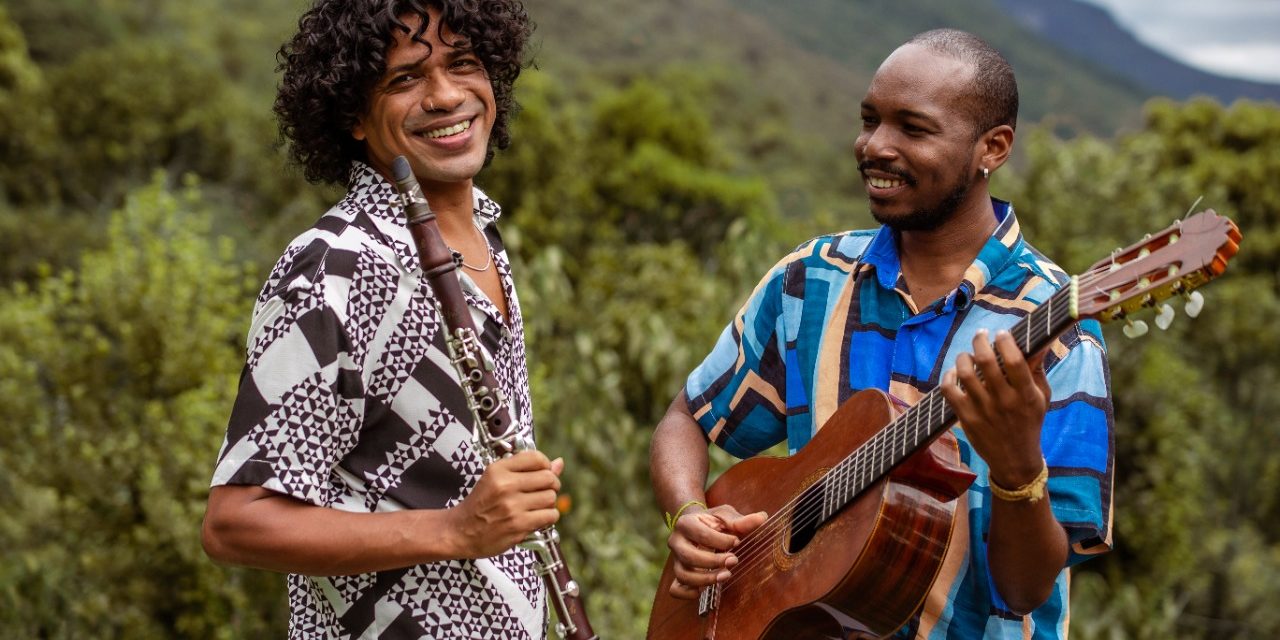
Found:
[452,223,493,272]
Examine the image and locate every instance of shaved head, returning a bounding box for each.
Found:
[906,29,1019,138]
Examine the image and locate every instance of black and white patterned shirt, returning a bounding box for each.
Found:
[211,162,544,639]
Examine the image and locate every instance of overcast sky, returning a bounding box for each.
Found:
[1079,0,1280,83]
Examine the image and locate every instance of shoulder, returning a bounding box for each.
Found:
[791,229,877,264]
[257,201,400,305]
[761,229,878,283]
[1012,238,1072,289]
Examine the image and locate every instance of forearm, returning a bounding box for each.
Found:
[986,492,1069,614]
[650,392,712,514]
[202,485,462,576]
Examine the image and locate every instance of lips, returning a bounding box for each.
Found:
[424,118,472,139]
[867,176,905,189]
[859,161,913,195]
[412,116,475,141]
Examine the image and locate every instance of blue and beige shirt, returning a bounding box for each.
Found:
[686,199,1114,639]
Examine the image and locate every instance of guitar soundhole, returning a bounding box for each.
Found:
[787,483,825,554]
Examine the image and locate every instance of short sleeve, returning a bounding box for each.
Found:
[684,258,791,459]
[210,240,365,507]
[1040,320,1115,564]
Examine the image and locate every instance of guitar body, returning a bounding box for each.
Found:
[647,389,976,640]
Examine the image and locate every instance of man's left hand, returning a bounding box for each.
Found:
[940,329,1051,488]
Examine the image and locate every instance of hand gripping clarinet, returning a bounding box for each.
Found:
[391,157,598,640]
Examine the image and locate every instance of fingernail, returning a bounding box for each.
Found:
[717,571,731,582]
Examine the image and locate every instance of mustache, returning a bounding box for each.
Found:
[858,160,913,184]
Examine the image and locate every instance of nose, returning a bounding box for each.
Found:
[423,70,466,112]
[856,125,898,163]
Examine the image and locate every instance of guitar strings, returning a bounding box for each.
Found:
[716,278,1081,568]
[716,271,1091,587]
[715,256,1149,593]
[715,290,1075,593]
[706,265,1108,595]
[715,253,1192,592]
[714,384,958,592]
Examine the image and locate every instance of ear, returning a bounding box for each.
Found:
[352,120,367,142]
[977,124,1014,172]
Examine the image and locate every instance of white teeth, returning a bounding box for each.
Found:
[868,177,904,189]
[426,119,471,138]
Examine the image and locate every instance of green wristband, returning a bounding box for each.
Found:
[664,500,707,531]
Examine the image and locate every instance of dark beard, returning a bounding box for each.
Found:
[872,173,973,232]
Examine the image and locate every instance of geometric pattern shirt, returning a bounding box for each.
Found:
[685,200,1114,639]
[211,162,545,639]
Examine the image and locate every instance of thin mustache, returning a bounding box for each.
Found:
[858,160,912,183]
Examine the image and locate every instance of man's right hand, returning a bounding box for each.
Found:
[667,504,767,599]
[448,450,564,559]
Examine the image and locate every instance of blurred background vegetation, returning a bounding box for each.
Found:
[0,0,1276,638]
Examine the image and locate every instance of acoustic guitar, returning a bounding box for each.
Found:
[646,210,1242,640]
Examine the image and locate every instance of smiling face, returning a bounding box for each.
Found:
[353,10,496,193]
[854,43,991,232]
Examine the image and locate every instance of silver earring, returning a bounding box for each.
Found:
[981,167,989,180]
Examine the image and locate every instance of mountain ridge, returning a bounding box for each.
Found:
[526,0,1277,139]
[996,0,1280,105]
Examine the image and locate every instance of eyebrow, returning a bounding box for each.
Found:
[862,101,943,128]
[897,108,941,127]
[383,47,475,78]
[384,53,429,79]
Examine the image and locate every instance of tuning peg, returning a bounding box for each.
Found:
[1184,291,1205,318]
[1122,318,1149,339]
[1154,303,1175,330]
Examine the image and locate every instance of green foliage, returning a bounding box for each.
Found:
[483,64,792,637]
[1003,100,1280,640]
[0,5,57,204]
[0,176,284,638]
[2,0,1278,637]
[3,0,132,66]
[46,40,243,208]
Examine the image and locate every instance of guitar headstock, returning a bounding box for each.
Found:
[1072,210,1241,335]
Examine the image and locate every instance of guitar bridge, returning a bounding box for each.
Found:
[697,584,720,616]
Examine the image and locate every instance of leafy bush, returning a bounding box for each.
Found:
[0,176,285,639]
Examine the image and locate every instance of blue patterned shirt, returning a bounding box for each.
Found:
[685,200,1114,639]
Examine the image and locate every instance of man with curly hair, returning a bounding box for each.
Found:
[201,2,560,638]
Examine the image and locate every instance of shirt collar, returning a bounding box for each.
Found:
[861,198,1023,311]
[343,161,504,272]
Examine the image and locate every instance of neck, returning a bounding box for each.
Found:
[896,193,997,304]
[370,161,475,231]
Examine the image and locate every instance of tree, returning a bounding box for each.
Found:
[0,176,286,639]
[1002,99,1280,639]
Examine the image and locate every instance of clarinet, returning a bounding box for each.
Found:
[390,156,598,640]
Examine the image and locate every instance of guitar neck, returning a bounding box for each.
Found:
[819,282,1078,518]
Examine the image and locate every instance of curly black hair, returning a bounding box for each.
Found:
[274,0,533,185]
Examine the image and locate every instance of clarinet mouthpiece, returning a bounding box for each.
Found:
[392,156,413,183]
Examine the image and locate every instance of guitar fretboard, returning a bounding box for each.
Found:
[817,282,1077,522]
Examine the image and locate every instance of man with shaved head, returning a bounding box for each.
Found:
[651,29,1114,638]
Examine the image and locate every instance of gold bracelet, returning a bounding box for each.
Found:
[664,500,707,531]
[988,458,1049,503]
